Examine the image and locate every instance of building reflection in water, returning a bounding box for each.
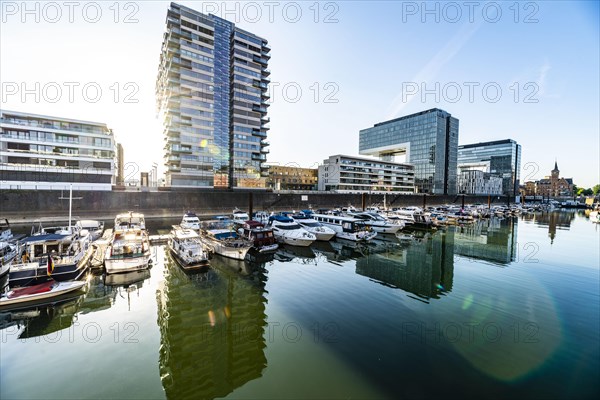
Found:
[355,219,518,302]
[156,253,268,400]
[452,218,518,265]
[521,210,575,244]
[355,232,454,303]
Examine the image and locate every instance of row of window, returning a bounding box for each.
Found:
[1,116,108,135]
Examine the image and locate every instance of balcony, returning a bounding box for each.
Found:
[171,145,192,154]
[167,155,181,163]
[253,105,268,113]
[260,140,270,146]
[260,148,269,154]
[261,75,271,83]
[262,42,271,52]
[252,129,267,138]
[252,153,266,161]
[261,116,270,124]
[253,55,269,65]
[263,68,271,76]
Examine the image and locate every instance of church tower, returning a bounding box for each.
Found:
[551,160,560,180]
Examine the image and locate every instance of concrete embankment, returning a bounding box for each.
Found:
[1,189,510,226]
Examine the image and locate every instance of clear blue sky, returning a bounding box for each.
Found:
[1,1,598,187]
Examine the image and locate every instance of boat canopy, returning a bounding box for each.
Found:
[20,233,71,244]
[269,215,293,223]
[244,220,264,228]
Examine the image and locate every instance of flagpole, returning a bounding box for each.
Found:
[69,184,72,233]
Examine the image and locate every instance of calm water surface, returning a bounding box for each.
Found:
[1,211,598,399]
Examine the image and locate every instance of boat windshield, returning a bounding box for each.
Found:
[275,224,302,230]
[301,222,321,227]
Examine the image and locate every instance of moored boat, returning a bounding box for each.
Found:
[9,230,93,287]
[180,212,201,230]
[104,212,150,274]
[168,226,211,270]
[76,220,104,241]
[0,241,18,278]
[292,212,336,241]
[311,213,377,242]
[237,221,278,253]
[0,280,86,309]
[199,228,253,260]
[268,216,316,247]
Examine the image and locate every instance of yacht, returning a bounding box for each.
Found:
[253,211,271,225]
[199,228,253,260]
[348,212,404,234]
[1,219,13,242]
[292,212,336,241]
[180,212,201,230]
[9,229,94,287]
[114,211,146,230]
[237,221,278,253]
[104,212,150,274]
[388,207,434,229]
[311,214,377,242]
[232,208,250,224]
[0,241,18,277]
[75,220,104,241]
[268,216,317,247]
[168,226,210,270]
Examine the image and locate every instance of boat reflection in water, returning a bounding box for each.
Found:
[274,244,316,264]
[156,251,268,399]
[0,288,85,340]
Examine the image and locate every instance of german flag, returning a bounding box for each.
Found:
[47,255,54,276]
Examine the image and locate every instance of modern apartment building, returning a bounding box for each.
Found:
[267,165,318,191]
[457,139,521,196]
[359,108,459,195]
[0,110,115,191]
[318,154,415,194]
[457,169,503,195]
[156,2,271,189]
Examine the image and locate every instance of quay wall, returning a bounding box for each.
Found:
[0,189,511,224]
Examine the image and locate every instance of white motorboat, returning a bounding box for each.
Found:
[232,208,250,224]
[1,219,13,242]
[589,211,600,224]
[0,241,18,277]
[75,220,104,241]
[310,214,377,242]
[114,211,146,230]
[199,229,253,260]
[253,211,271,225]
[268,216,316,247]
[180,211,201,230]
[168,226,210,270]
[292,213,336,241]
[348,212,404,234]
[0,280,86,309]
[388,207,434,229]
[104,212,150,274]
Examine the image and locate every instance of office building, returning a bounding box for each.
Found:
[0,110,115,191]
[156,2,271,189]
[457,139,521,196]
[318,154,415,193]
[359,108,459,195]
[267,165,318,191]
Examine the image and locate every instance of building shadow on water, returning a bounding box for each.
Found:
[156,252,268,400]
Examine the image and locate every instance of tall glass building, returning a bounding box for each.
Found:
[457,139,521,196]
[359,108,459,194]
[156,2,270,189]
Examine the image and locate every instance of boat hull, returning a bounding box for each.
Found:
[104,253,151,274]
[0,281,86,308]
[167,245,210,271]
[8,251,93,288]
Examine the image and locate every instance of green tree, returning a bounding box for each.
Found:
[582,188,593,196]
[593,184,600,195]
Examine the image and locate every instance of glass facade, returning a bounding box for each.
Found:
[156,3,270,189]
[359,108,458,194]
[457,139,521,196]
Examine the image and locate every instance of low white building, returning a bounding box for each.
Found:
[0,110,115,190]
[457,170,503,195]
[318,154,415,194]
